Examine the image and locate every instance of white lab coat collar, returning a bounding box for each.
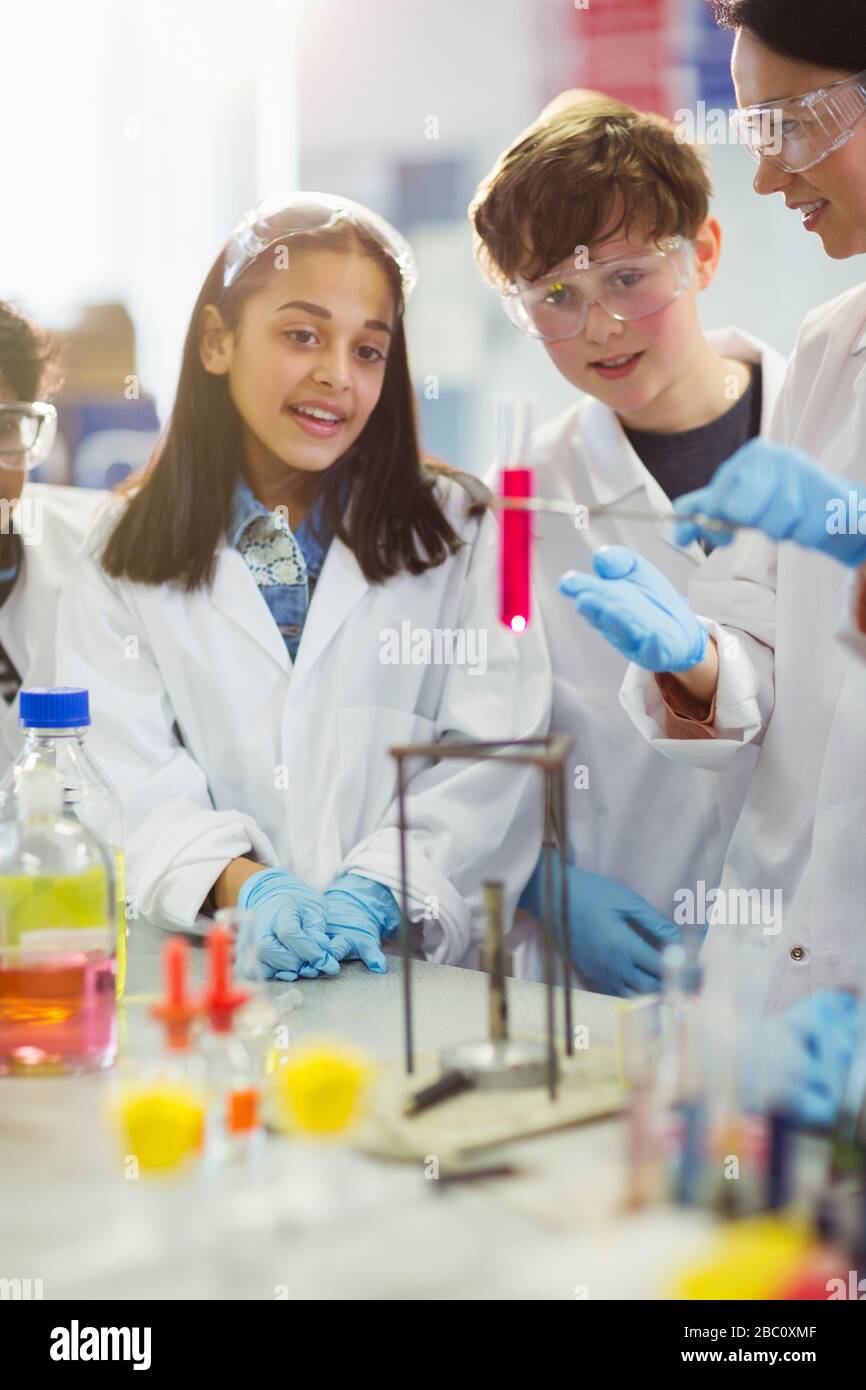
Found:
[209,532,371,691]
[210,546,290,675]
[851,322,866,355]
[580,394,639,507]
[290,534,370,689]
[850,314,866,401]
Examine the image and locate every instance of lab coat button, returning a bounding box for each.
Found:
[789,945,807,962]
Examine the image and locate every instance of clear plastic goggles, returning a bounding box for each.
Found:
[731,69,866,173]
[0,402,57,471]
[500,237,693,342]
[222,192,418,302]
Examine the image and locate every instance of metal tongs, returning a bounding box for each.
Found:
[486,394,738,535]
[492,492,737,535]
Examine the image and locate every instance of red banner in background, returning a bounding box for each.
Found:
[544,0,677,118]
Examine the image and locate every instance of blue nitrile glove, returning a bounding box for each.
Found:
[322,873,400,974]
[673,439,866,566]
[760,990,859,1130]
[236,868,343,982]
[559,546,708,673]
[519,852,682,997]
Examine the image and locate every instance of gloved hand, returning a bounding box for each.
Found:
[673,439,866,566]
[323,873,401,974]
[760,990,859,1129]
[236,868,344,982]
[520,852,683,996]
[559,546,708,672]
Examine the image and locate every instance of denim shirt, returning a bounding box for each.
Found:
[228,478,332,662]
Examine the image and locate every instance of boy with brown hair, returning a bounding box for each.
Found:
[471,90,785,993]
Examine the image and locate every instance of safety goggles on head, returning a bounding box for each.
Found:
[221,192,418,303]
[499,237,694,343]
[0,402,57,471]
[730,69,866,173]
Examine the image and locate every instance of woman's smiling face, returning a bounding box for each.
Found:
[200,243,396,479]
[732,28,866,258]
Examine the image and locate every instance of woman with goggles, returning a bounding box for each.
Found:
[556,0,866,1126]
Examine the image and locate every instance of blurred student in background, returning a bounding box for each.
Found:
[0,302,103,766]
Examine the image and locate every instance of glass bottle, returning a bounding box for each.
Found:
[0,687,126,995]
[0,767,116,1074]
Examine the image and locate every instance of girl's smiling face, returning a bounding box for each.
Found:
[200,244,395,485]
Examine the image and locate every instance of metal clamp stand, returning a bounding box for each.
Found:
[392,734,575,1100]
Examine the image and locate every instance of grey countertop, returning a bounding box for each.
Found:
[0,916,710,1300]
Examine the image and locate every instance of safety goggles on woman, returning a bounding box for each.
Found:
[499,237,694,343]
[730,69,866,174]
[0,402,57,471]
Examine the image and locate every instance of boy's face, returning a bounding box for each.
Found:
[524,228,709,416]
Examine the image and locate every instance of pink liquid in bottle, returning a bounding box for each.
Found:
[0,949,117,1076]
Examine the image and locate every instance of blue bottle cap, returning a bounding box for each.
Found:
[19,687,91,729]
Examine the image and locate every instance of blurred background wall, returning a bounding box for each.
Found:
[0,0,861,486]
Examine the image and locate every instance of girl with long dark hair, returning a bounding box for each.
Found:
[58,194,550,979]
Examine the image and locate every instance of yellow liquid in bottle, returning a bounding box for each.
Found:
[0,864,109,943]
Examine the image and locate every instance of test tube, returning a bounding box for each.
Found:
[495,394,534,633]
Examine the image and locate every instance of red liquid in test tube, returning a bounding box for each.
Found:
[495,393,535,632]
[499,467,532,632]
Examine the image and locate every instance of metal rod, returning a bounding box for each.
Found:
[555,765,574,1057]
[492,493,736,534]
[396,756,414,1075]
[482,880,508,1043]
[541,778,558,1101]
[405,1069,474,1116]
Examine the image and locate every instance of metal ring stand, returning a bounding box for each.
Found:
[392,734,576,1099]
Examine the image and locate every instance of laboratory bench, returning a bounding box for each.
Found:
[0,916,712,1301]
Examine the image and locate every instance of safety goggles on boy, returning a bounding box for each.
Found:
[0,402,57,470]
[500,237,693,343]
[730,69,866,173]
[222,192,418,302]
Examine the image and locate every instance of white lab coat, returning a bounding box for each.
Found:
[0,483,106,769]
[56,474,552,967]
[621,285,866,1009]
[496,327,786,982]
